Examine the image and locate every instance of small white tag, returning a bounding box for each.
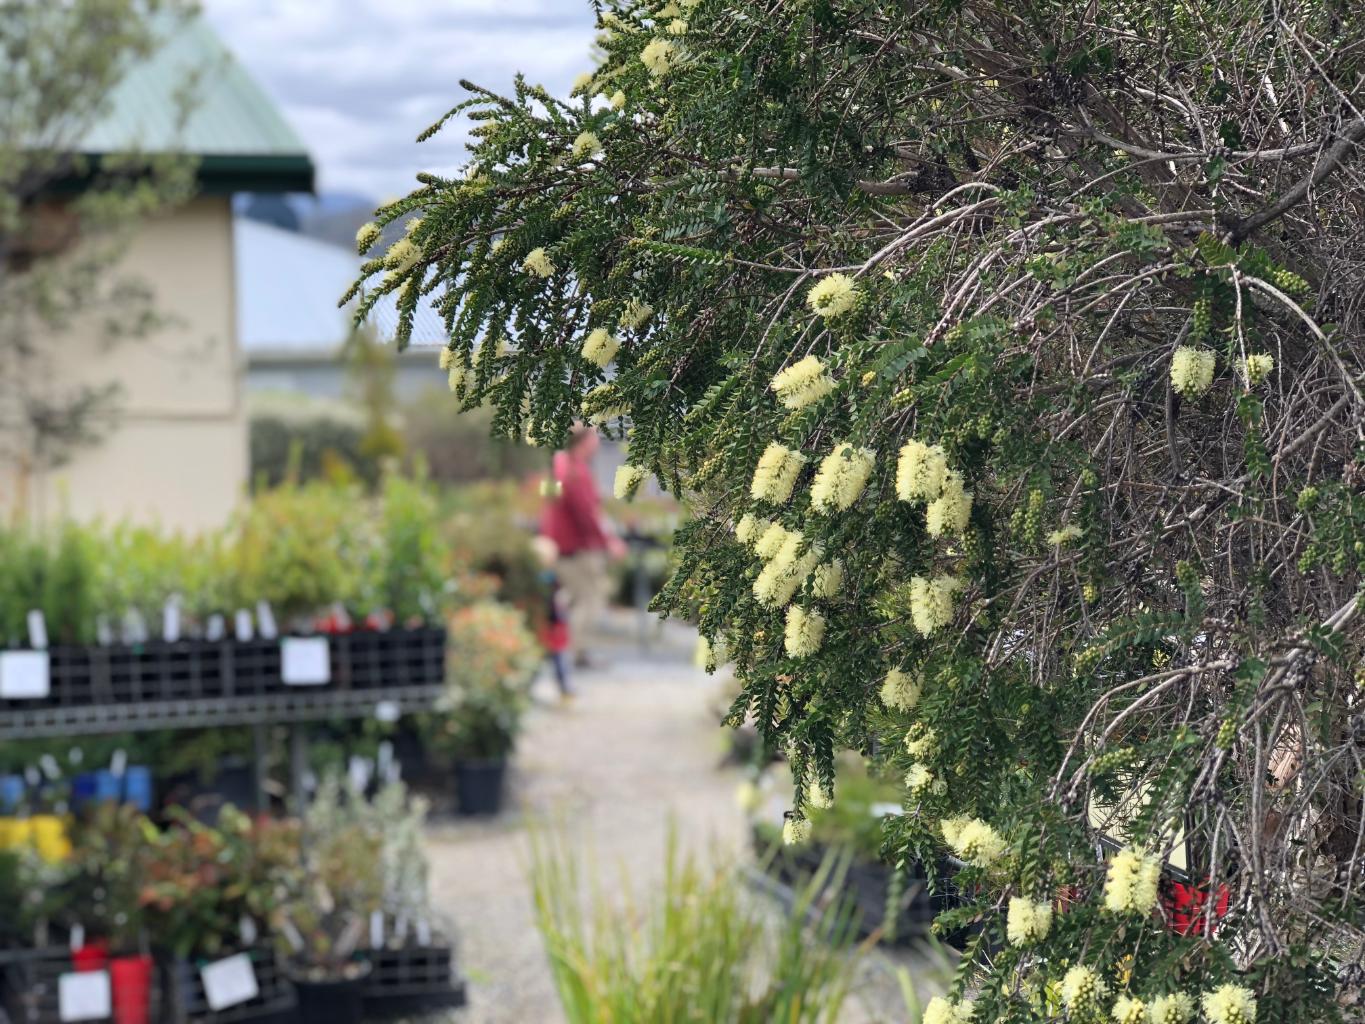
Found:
[163,598,182,644]
[240,915,258,946]
[59,970,111,1022]
[68,747,84,766]
[24,766,40,787]
[281,637,330,686]
[201,953,259,1012]
[369,910,384,950]
[255,601,278,640]
[69,924,86,951]
[96,616,114,645]
[415,918,432,946]
[110,750,127,779]
[234,610,254,643]
[27,610,48,651]
[0,650,51,699]
[39,755,60,780]
[280,920,304,952]
[374,700,400,723]
[348,757,372,795]
[206,615,226,642]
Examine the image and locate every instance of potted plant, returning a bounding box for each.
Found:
[423,684,523,815]
[278,781,385,1024]
[68,804,157,1024]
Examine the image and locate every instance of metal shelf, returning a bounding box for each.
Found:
[0,684,445,739]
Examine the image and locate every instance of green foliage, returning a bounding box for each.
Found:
[529,829,860,1024]
[355,0,1365,1016]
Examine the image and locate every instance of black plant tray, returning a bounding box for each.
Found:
[161,948,296,1024]
[359,943,466,1017]
[0,947,161,1024]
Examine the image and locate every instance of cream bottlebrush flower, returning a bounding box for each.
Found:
[734,513,770,547]
[782,816,811,845]
[1110,995,1146,1024]
[809,444,876,513]
[656,0,682,15]
[1147,993,1196,1024]
[447,363,467,393]
[880,668,921,711]
[896,440,949,502]
[614,464,647,499]
[385,236,420,271]
[922,996,974,1024]
[954,819,1006,867]
[1061,966,1108,1012]
[940,815,972,848]
[522,247,555,277]
[769,354,835,410]
[355,220,381,253]
[753,534,821,607]
[1005,896,1052,945]
[582,327,621,368]
[806,783,833,809]
[1170,346,1216,398]
[809,560,844,599]
[404,216,423,236]
[806,272,860,318]
[571,130,602,159]
[784,605,826,657]
[750,443,807,504]
[609,90,627,110]
[1048,524,1083,547]
[909,576,963,636]
[904,762,933,794]
[754,522,794,560]
[1242,352,1274,387]
[571,71,595,94]
[641,37,679,77]
[618,298,653,330]
[1201,986,1256,1024]
[1104,846,1161,915]
[926,471,972,537]
[903,724,936,758]
[666,18,688,34]
[438,347,455,371]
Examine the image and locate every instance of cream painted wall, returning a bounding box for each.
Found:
[35,196,246,532]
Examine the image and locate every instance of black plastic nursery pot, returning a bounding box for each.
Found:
[453,758,507,816]
[290,969,369,1024]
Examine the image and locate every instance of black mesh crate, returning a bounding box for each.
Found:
[1,948,160,1024]
[145,642,229,703]
[359,944,465,1018]
[226,640,281,698]
[330,627,445,693]
[161,948,296,1024]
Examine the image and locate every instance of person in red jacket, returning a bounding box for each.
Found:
[539,426,625,667]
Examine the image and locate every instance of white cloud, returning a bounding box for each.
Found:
[200,0,597,198]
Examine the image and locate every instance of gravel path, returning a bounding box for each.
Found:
[422,618,946,1024]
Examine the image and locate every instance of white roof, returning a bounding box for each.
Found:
[234,218,446,355]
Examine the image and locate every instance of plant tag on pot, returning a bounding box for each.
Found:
[416,918,432,946]
[26,610,48,650]
[163,597,182,644]
[348,757,372,794]
[279,920,304,952]
[370,910,384,949]
[39,754,60,780]
[58,969,110,1022]
[206,614,226,642]
[255,601,278,640]
[201,953,259,1011]
[110,750,127,779]
[239,915,258,945]
[280,637,330,686]
[69,924,85,951]
[0,650,50,699]
[234,610,254,643]
[373,700,400,723]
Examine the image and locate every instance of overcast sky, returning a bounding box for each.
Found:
[200,0,597,201]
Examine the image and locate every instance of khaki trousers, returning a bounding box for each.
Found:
[557,550,610,656]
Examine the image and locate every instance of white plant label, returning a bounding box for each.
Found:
[206,614,226,642]
[281,637,330,686]
[370,910,385,949]
[239,915,258,946]
[348,756,372,794]
[234,610,254,643]
[163,598,182,644]
[0,650,50,699]
[415,918,432,946]
[201,953,259,1011]
[39,754,60,780]
[373,700,400,723]
[110,750,127,779]
[69,924,85,951]
[255,601,278,640]
[58,970,110,1022]
[27,610,48,650]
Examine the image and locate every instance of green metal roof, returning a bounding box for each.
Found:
[77,16,314,193]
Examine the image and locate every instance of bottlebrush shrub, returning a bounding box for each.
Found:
[350,1,1365,1017]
